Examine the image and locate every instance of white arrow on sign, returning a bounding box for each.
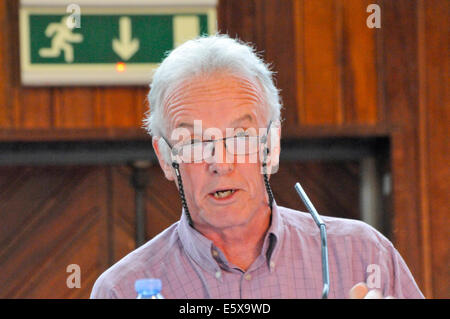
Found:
[112,16,140,61]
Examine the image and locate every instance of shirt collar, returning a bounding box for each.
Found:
[260,201,283,271]
[177,201,284,274]
[177,209,219,274]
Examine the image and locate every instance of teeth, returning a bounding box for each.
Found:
[213,190,235,199]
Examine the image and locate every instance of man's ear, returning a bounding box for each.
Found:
[266,122,281,176]
[152,137,176,181]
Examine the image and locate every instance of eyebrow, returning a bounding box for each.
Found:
[231,114,254,126]
[176,122,194,129]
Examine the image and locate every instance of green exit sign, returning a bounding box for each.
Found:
[20,1,217,86]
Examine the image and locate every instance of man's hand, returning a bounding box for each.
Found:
[349,282,395,299]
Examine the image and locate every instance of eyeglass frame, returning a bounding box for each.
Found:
[160,120,273,164]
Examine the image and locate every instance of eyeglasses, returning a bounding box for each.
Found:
[161,121,272,164]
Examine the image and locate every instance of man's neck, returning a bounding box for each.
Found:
[198,205,272,271]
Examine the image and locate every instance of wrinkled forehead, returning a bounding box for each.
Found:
[161,72,269,133]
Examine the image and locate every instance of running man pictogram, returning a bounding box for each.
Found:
[39,16,83,63]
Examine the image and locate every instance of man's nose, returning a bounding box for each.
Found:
[207,139,234,175]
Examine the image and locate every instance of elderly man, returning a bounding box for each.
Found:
[91,35,423,299]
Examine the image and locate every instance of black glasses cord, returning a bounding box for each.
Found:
[262,162,274,210]
[172,162,194,227]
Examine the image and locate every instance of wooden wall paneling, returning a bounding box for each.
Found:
[260,0,299,128]
[145,165,181,239]
[216,0,228,36]
[381,0,425,294]
[109,166,136,261]
[293,0,305,129]
[217,0,257,43]
[98,88,143,128]
[340,0,378,125]
[0,0,445,298]
[0,0,19,129]
[53,88,100,129]
[28,207,107,299]
[137,87,149,128]
[251,0,266,60]
[0,0,14,128]
[0,0,53,130]
[419,0,449,299]
[17,88,53,129]
[217,0,299,129]
[271,161,361,220]
[301,0,342,125]
[0,166,110,298]
[0,167,59,242]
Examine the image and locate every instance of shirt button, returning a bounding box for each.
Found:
[244,274,252,281]
[212,250,219,257]
[270,261,276,270]
[215,271,221,279]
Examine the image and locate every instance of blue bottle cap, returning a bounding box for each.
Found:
[135,278,162,295]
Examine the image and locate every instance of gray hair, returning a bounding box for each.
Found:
[143,34,282,161]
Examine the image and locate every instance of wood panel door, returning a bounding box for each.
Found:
[0,166,138,298]
[0,166,108,298]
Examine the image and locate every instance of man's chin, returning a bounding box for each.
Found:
[205,201,246,215]
[199,206,251,228]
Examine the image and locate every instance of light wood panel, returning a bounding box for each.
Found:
[301,0,342,125]
[340,0,378,125]
[53,88,99,129]
[217,0,299,128]
[99,88,145,128]
[381,0,424,295]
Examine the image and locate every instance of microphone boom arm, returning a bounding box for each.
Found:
[295,182,330,299]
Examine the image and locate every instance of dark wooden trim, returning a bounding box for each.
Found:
[283,124,390,138]
[0,128,150,142]
[0,124,391,143]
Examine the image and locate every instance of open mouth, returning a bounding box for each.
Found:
[210,189,237,199]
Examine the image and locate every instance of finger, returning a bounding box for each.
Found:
[364,289,384,299]
[349,282,369,299]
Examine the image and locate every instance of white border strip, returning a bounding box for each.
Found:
[21,0,217,7]
[22,68,155,86]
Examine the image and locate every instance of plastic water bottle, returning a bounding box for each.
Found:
[135,278,164,299]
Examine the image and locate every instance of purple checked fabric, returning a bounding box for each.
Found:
[90,203,424,299]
